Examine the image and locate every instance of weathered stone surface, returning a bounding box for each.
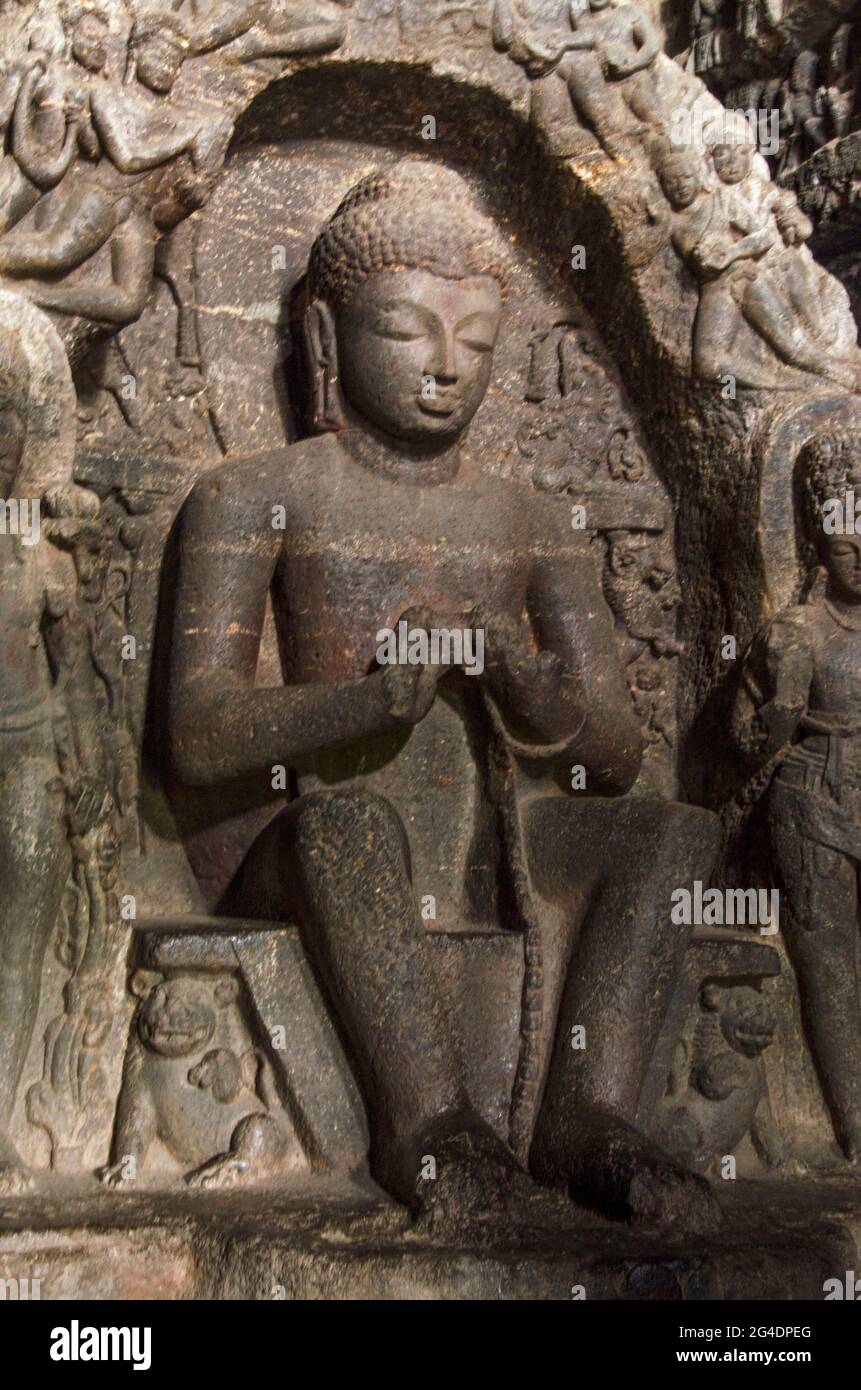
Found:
[1,0,861,1303]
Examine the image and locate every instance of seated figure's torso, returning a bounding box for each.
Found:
[271,435,536,931]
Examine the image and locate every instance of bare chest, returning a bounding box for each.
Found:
[273,473,532,678]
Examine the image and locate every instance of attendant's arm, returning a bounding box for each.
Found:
[732,610,813,761]
[90,87,200,172]
[12,64,79,189]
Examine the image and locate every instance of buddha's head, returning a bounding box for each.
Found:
[306,161,510,445]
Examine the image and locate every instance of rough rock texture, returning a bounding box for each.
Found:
[0,0,860,1301]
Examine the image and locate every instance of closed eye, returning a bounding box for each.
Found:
[375,326,428,341]
[456,314,497,352]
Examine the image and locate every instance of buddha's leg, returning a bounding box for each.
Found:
[0,733,68,1192]
[228,787,522,1208]
[771,814,861,1160]
[527,796,722,1226]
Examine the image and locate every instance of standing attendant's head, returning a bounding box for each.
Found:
[802,432,861,604]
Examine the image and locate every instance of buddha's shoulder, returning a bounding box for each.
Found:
[186,435,343,512]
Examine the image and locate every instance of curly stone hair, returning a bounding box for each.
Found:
[799,431,861,543]
[308,161,512,311]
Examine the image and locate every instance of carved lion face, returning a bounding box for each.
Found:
[703,985,776,1060]
[139,979,217,1059]
[335,268,502,445]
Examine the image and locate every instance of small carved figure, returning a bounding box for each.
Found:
[188,0,346,65]
[100,972,295,1188]
[655,140,860,392]
[494,0,665,159]
[607,424,646,481]
[0,13,232,332]
[653,984,792,1173]
[776,50,830,177]
[602,530,683,662]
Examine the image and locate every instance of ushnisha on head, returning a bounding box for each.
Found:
[305,161,511,445]
[801,432,861,603]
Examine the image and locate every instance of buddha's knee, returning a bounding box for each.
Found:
[293,787,410,865]
[623,800,720,866]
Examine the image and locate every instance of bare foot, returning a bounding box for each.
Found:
[374,1116,545,1225]
[532,1105,722,1232]
[186,1154,249,1190]
[97,1161,134,1189]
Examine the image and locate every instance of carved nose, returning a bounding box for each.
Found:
[427,332,458,383]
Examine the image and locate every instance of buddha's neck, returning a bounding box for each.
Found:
[338,419,463,486]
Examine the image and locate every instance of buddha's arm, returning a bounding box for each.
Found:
[522,541,644,792]
[169,470,414,787]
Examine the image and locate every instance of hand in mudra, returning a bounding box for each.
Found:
[471,605,564,710]
[377,606,451,726]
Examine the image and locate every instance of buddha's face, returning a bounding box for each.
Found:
[823,534,861,603]
[335,268,502,445]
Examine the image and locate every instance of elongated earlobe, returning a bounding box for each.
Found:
[304,299,345,432]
